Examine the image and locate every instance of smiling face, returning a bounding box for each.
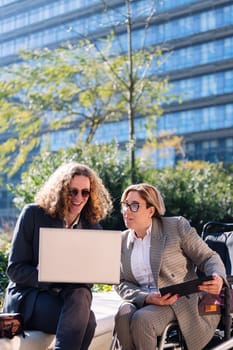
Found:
[67,175,91,220]
[122,190,155,237]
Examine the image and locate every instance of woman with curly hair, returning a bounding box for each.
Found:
[3,162,113,350]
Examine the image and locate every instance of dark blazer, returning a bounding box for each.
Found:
[3,203,101,322]
[115,216,227,350]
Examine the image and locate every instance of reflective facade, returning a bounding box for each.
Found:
[0,0,233,220]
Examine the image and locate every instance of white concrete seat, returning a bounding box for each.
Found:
[0,291,121,350]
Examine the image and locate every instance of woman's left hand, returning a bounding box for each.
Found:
[198,274,223,295]
[145,292,179,305]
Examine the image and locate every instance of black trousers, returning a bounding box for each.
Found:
[25,286,96,350]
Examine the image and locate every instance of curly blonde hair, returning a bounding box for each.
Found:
[35,162,113,223]
[121,183,165,217]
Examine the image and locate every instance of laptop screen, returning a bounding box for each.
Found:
[38,228,122,284]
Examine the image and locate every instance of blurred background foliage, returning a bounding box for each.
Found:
[9,141,232,233]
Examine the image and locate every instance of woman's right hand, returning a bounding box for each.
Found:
[145,292,179,305]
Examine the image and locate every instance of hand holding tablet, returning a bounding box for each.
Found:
[159,276,213,297]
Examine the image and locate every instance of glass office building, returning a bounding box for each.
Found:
[0,0,233,220]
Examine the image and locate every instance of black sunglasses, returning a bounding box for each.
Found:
[68,188,90,198]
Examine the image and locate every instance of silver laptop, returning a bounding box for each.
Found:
[38,228,122,284]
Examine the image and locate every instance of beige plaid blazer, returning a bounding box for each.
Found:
[115,216,227,350]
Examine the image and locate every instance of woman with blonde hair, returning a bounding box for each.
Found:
[115,182,226,350]
[3,162,112,350]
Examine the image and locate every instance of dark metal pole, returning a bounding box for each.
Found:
[126,0,135,183]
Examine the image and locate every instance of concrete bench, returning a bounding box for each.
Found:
[0,291,121,350]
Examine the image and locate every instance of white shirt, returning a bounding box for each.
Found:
[64,215,80,228]
[130,226,157,292]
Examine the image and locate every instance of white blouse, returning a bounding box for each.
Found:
[130,226,157,292]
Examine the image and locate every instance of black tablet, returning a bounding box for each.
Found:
[159,276,213,296]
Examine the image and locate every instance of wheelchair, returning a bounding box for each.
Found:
[201,221,233,348]
[109,221,233,350]
[110,320,185,349]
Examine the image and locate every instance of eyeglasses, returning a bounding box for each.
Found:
[68,188,90,198]
[121,201,141,213]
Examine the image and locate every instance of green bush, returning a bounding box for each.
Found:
[9,143,233,233]
[0,250,8,308]
[146,161,233,233]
